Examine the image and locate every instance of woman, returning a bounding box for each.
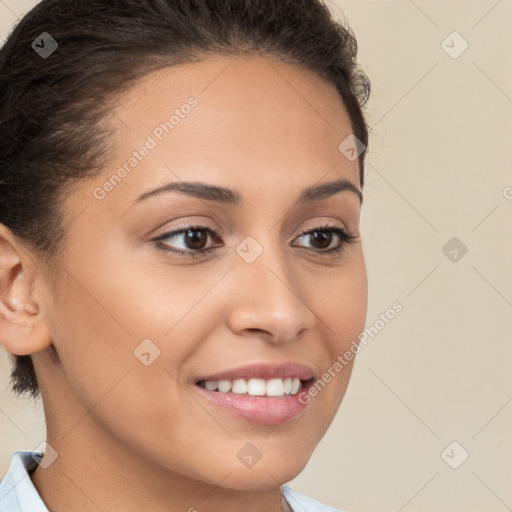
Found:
[0,0,371,510]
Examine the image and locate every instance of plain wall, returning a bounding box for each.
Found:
[1,1,511,511]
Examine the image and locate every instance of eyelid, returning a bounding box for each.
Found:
[292,224,358,249]
[152,224,220,251]
[153,222,216,239]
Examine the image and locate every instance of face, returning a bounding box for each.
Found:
[32,55,367,489]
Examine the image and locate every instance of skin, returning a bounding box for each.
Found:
[0,54,367,512]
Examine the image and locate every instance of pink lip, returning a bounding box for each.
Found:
[194,378,314,425]
[194,362,314,383]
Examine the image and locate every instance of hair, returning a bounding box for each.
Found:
[0,0,371,400]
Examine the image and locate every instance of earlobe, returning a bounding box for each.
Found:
[0,223,52,356]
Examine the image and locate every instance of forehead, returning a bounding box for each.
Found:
[88,55,360,214]
[116,53,348,125]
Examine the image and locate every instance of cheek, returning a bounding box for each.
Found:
[49,272,136,407]
[47,268,200,445]
[47,246,149,398]
[306,256,368,353]
[302,255,367,411]
[49,250,223,403]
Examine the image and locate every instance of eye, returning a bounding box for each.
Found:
[292,225,358,255]
[152,224,221,257]
[152,223,358,258]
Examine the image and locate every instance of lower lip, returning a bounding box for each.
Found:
[194,380,314,425]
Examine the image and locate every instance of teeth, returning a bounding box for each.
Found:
[247,378,266,396]
[199,377,304,397]
[290,377,301,395]
[266,378,285,397]
[217,380,232,393]
[231,379,248,394]
[205,381,218,391]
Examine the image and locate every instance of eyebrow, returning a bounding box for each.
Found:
[135,178,363,206]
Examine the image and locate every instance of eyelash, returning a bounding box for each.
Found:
[152,223,358,259]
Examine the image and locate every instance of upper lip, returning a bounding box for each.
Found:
[195,362,314,383]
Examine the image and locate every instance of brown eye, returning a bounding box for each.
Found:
[152,223,357,259]
[307,230,334,250]
[153,225,221,256]
[181,228,209,250]
[293,226,358,255]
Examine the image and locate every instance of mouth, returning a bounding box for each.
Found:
[192,362,316,425]
[193,377,315,425]
[195,377,314,398]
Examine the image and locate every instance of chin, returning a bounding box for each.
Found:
[209,454,311,491]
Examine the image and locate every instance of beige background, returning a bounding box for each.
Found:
[1,1,511,511]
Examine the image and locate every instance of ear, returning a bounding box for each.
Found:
[0,223,52,356]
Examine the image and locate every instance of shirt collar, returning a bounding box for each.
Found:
[0,450,49,512]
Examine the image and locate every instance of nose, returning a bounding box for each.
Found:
[225,245,317,344]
